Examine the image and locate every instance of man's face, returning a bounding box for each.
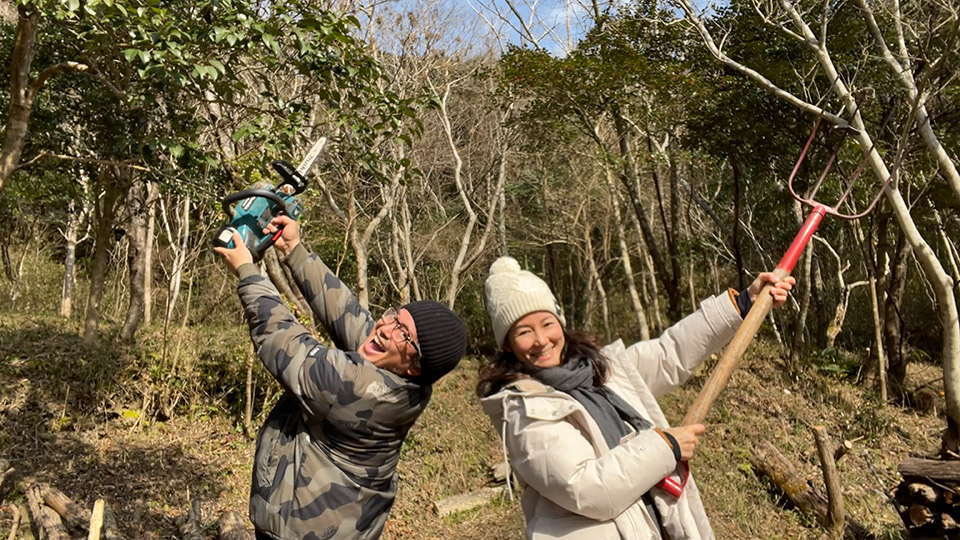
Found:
[358,307,421,377]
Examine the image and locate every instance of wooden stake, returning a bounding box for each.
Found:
[88,500,105,540]
[812,425,846,539]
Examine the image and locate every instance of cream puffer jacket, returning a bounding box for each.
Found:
[480,293,743,540]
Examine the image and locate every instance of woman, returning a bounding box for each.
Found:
[478,257,794,540]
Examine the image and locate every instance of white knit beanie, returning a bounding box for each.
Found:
[484,256,566,348]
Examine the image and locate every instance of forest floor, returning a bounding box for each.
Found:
[0,311,947,539]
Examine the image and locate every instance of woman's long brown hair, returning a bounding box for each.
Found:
[476,329,610,397]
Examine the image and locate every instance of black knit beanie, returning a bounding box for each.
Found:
[404,300,467,385]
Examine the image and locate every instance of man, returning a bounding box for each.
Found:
[215,215,468,540]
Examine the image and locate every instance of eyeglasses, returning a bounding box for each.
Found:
[382,307,422,360]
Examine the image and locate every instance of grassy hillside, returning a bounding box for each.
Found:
[0,312,946,539]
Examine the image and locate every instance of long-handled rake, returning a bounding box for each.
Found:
[657,117,892,497]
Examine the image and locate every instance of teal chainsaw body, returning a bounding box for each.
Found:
[212,160,306,262]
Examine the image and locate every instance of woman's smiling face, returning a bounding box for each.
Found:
[505,311,565,368]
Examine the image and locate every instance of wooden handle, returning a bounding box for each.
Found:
[682,268,791,425]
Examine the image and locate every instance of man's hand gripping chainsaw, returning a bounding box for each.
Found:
[212,137,327,261]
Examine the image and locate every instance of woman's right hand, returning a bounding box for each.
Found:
[663,424,706,461]
[264,215,300,256]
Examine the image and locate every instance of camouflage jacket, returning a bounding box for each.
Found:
[235,244,431,540]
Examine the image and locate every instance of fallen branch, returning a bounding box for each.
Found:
[5,503,20,540]
[24,483,70,540]
[41,483,90,534]
[434,486,505,517]
[749,441,875,539]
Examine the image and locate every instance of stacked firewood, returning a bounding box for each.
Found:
[894,458,960,538]
[3,477,250,540]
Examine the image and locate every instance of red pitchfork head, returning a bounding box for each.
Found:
[786,117,893,220]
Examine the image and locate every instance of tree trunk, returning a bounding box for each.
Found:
[143,181,158,326]
[604,167,650,340]
[608,110,678,320]
[825,281,868,350]
[870,273,887,404]
[120,181,147,342]
[730,153,746,289]
[0,5,39,196]
[60,197,81,318]
[584,225,611,342]
[884,230,909,399]
[790,238,814,366]
[665,138,683,312]
[812,257,828,348]
[83,170,123,345]
[388,189,411,304]
[163,195,190,330]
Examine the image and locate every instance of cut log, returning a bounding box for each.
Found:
[907,483,939,504]
[894,457,960,537]
[898,457,960,482]
[24,483,70,540]
[434,487,505,517]
[40,483,90,534]
[749,441,875,540]
[88,500,105,540]
[176,499,205,540]
[907,503,934,527]
[833,440,854,463]
[217,510,250,540]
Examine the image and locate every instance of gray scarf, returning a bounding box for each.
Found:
[535,355,652,449]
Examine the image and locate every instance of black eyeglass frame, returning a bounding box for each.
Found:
[382,307,422,363]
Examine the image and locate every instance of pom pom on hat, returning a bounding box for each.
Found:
[484,256,565,348]
[489,256,522,275]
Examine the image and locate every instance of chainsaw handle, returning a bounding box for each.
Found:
[221,189,290,217]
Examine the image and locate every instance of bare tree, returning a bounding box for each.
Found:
[673,0,960,454]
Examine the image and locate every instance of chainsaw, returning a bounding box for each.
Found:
[212,137,327,261]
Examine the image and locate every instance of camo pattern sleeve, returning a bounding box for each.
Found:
[235,262,366,418]
[284,243,374,351]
